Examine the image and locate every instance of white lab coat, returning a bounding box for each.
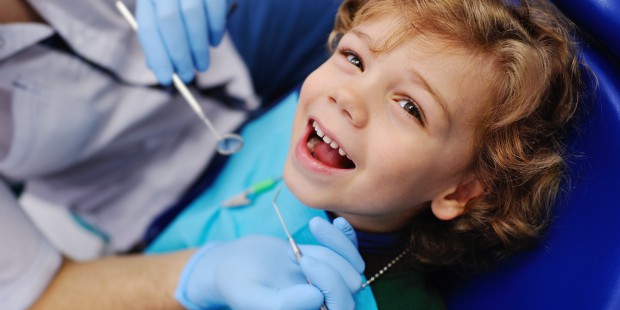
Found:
[0,0,257,308]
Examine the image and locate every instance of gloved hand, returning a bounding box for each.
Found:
[135,0,229,85]
[175,217,364,310]
[298,217,366,310]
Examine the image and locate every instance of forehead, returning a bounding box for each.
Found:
[352,8,471,57]
[351,13,494,125]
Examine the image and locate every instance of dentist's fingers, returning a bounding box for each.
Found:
[153,0,195,82]
[136,0,174,84]
[135,0,230,83]
[232,283,323,310]
[180,0,210,71]
[333,216,358,247]
[301,255,356,310]
[205,0,228,45]
[297,245,363,292]
[309,217,365,273]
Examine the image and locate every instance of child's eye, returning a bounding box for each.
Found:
[340,49,364,71]
[396,97,425,124]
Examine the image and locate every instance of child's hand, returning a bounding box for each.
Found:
[298,217,366,310]
[135,0,229,85]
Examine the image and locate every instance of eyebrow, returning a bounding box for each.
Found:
[350,29,452,125]
[407,68,452,125]
[350,29,372,44]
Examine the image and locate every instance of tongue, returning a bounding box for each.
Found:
[314,142,355,169]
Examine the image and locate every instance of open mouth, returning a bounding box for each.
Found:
[306,120,356,169]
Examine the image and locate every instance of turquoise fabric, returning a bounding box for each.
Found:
[147,92,378,309]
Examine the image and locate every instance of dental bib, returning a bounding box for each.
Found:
[147,91,378,310]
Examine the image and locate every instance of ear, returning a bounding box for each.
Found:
[431,177,484,220]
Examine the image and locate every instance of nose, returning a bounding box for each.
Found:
[328,84,369,127]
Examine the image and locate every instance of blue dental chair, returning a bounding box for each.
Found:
[438,1,620,309]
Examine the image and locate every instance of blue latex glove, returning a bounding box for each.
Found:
[175,217,364,310]
[135,0,229,85]
[298,217,366,310]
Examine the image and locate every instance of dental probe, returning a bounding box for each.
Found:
[272,185,303,260]
[114,1,244,155]
[272,186,329,310]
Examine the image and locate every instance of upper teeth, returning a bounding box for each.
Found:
[312,121,349,157]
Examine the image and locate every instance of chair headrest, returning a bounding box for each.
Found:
[552,0,620,60]
[439,1,620,309]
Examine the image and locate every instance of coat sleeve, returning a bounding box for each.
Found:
[0,181,62,310]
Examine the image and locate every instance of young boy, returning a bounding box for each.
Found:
[148,0,583,308]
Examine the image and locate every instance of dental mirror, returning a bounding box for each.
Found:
[216,133,244,155]
[115,1,244,156]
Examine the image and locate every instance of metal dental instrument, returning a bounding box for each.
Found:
[272,186,328,310]
[115,1,244,155]
[272,185,303,261]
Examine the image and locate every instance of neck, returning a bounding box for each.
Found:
[0,0,44,24]
[334,208,418,233]
[326,211,410,254]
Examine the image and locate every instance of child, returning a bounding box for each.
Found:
[148,0,583,308]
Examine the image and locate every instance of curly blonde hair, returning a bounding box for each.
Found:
[330,0,584,271]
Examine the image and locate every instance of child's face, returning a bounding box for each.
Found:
[284,12,491,232]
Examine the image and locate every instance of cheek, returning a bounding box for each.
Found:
[301,60,342,95]
[296,72,326,114]
[303,63,332,86]
[365,133,447,200]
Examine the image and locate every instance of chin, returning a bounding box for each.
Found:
[283,159,330,210]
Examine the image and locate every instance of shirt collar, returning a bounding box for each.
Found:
[0,23,54,61]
